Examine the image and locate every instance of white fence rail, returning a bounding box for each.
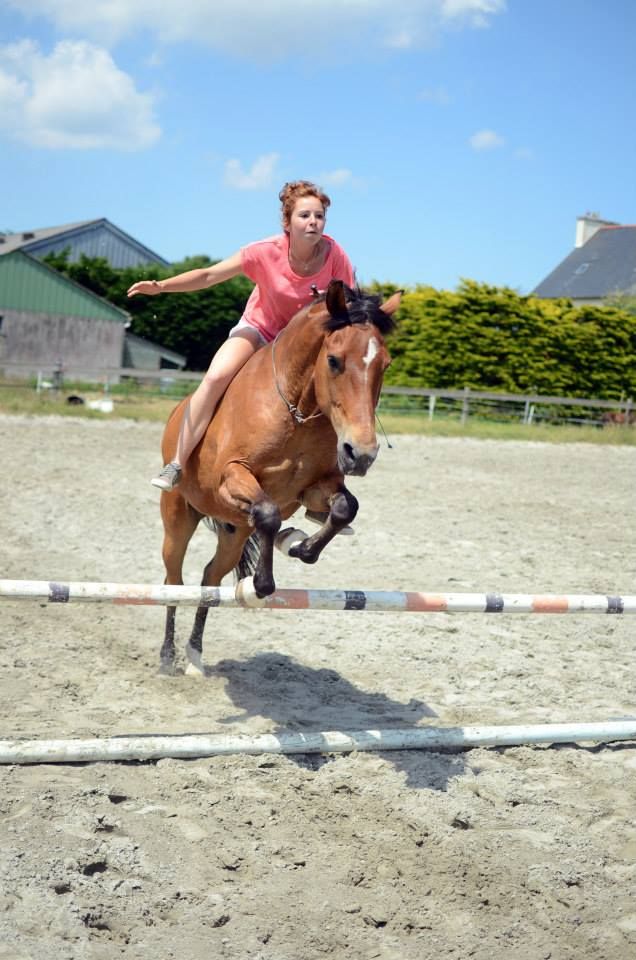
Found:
[1,363,633,425]
[380,386,634,426]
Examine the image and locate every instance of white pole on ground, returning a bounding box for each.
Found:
[0,721,634,764]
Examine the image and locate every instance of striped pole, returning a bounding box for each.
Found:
[0,579,635,613]
[0,721,635,764]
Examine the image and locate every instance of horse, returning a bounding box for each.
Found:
[601,410,636,427]
[158,279,401,674]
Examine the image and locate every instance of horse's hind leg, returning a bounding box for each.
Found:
[185,524,250,675]
[159,492,201,675]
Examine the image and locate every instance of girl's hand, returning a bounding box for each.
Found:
[127,280,163,298]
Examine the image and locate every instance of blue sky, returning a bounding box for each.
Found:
[1,1,634,293]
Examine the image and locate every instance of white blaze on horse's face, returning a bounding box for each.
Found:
[362,337,380,382]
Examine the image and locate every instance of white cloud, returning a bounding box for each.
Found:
[469,128,505,151]
[5,1,507,59]
[224,153,280,190]
[0,39,160,150]
[318,169,356,187]
[417,85,452,105]
[441,0,505,28]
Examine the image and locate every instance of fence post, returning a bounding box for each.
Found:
[428,395,436,421]
[52,359,64,393]
[523,399,530,424]
[460,386,470,425]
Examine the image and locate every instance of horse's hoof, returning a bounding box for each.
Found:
[185,660,206,678]
[185,642,205,676]
[275,527,308,555]
[288,543,320,564]
[158,660,178,677]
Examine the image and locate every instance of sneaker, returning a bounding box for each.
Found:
[304,509,354,536]
[151,461,182,491]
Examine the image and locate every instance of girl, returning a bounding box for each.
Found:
[127,180,355,492]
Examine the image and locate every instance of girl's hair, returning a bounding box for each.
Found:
[279,180,331,230]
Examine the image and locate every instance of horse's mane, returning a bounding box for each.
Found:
[320,284,396,337]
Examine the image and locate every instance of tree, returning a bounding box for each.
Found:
[385,280,636,399]
[43,251,254,369]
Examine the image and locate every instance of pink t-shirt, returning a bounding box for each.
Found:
[240,233,355,342]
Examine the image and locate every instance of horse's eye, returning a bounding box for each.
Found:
[327,355,342,373]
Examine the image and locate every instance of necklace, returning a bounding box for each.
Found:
[289,241,323,276]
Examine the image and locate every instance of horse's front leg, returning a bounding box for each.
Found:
[220,464,282,598]
[250,499,282,596]
[289,486,358,564]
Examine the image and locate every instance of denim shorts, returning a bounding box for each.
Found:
[228,317,268,348]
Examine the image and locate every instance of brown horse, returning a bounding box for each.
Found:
[158,280,401,674]
[601,410,636,427]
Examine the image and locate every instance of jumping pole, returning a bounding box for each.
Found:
[1,579,635,614]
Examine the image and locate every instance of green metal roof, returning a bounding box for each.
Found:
[0,250,130,323]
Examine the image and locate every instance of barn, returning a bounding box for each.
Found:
[0,219,184,378]
[0,250,130,378]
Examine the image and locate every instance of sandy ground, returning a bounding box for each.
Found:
[1,414,635,960]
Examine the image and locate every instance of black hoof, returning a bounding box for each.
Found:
[253,578,276,599]
[288,542,320,564]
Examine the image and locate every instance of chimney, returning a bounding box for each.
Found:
[575,212,618,248]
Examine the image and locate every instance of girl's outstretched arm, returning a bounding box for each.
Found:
[127,249,244,297]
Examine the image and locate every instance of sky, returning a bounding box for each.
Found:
[0,0,635,293]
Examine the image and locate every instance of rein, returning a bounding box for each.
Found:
[271,331,324,425]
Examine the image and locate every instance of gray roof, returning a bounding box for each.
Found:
[0,217,170,267]
[0,220,96,254]
[533,226,636,300]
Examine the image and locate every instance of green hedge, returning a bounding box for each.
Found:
[45,252,636,397]
[384,280,636,400]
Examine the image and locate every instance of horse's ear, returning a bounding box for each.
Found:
[380,290,403,316]
[326,279,348,318]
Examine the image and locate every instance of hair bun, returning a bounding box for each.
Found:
[279,180,331,229]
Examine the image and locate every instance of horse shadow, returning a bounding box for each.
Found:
[206,651,467,790]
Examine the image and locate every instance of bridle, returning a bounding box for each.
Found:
[271,330,324,425]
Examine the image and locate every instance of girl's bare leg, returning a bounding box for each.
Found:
[152,330,261,489]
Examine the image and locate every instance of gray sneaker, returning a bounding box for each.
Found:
[304,509,354,536]
[151,461,182,491]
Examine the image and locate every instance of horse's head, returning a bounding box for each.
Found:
[314,280,401,476]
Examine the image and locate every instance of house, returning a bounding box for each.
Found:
[0,218,169,269]
[532,213,636,306]
[123,333,186,372]
[0,218,185,379]
[0,250,185,379]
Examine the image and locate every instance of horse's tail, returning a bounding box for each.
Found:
[203,518,261,583]
[234,531,261,583]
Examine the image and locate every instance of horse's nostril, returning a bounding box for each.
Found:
[344,442,355,461]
